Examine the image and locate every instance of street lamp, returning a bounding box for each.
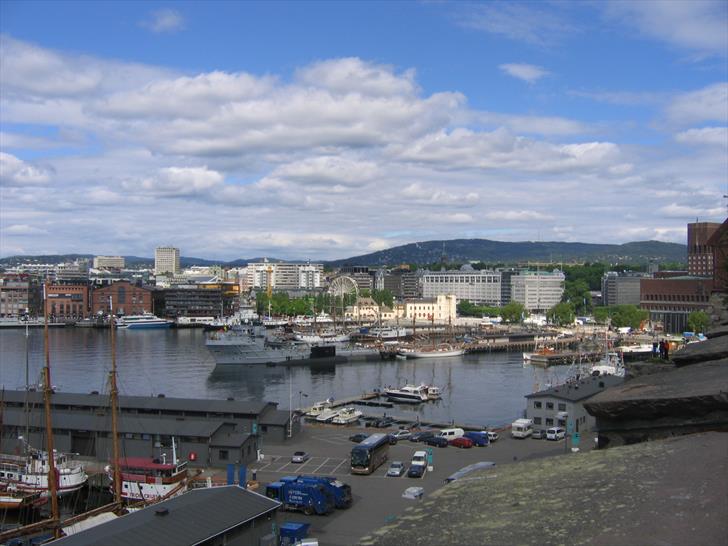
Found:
[299,391,308,409]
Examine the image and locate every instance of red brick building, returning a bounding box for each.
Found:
[640,277,713,333]
[706,218,728,292]
[45,284,89,321]
[687,221,721,277]
[91,281,152,316]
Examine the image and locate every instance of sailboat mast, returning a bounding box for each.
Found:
[109,298,122,504]
[42,279,60,535]
[24,321,30,456]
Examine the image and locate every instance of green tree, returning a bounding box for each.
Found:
[687,310,709,333]
[371,289,394,308]
[547,302,576,326]
[501,302,526,323]
[562,279,592,315]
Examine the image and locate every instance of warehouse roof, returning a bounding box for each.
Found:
[525,375,623,402]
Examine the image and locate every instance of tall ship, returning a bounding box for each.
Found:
[116,312,172,329]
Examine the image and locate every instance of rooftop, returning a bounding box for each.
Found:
[525,374,624,402]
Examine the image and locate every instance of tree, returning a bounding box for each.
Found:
[562,279,592,315]
[547,302,575,326]
[500,302,526,323]
[687,310,709,333]
[371,289,394,308]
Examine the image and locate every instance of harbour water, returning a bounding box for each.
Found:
[0,328,573,427]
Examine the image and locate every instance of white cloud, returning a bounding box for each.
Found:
[270,156,379,187]
[666,83,728,124]
[295,58,418,97]
[141,9,185,33]
[603,0,728,57]
[483,210,553,221]
[0,153,52,186]
[441,213,474,224]
[499,63,549,83]
[122,166,224,197]
[674,126,728,147]
[659,203,726,218]
[3,224,48,235]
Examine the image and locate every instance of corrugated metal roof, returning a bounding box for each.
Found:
[53,486,281,546]
[525,375,623,402]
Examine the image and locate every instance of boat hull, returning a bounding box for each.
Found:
[399,349,465,359]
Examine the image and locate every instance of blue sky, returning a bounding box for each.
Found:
[1,1,726,260]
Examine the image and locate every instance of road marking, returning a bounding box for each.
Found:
[312,457,331,473]
[331,458,347,473]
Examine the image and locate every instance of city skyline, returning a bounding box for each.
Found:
[1,1,726,261]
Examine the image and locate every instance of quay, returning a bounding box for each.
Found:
[528,351,602,366]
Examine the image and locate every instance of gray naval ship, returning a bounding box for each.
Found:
[205,326,382,365]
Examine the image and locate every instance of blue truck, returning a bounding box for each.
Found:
[265,480,335,515]
[280,475,353,509]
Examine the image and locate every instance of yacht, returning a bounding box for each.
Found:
[305,399,335,418]
[384,384,429,404]
[316,408,341,423]
[331,407,363,425]
[397,346,465,359]
[116,312,172,329]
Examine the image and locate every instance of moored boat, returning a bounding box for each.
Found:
[331,407,363,425]
[106,454,188,502]
[305,399,335,418]
[397,346,465,359]
[316,408,341,423]
[0,449,88,497]
[385,384,428,404]
[116,312,172,329]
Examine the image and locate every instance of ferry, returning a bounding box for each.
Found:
[107,455,188,502]
[116,312,172,329]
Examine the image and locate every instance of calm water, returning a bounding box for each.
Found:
[0,328,572,427]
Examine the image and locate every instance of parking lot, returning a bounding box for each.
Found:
[255,424,583,545]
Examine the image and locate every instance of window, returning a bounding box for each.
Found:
[545,418,554,426]
[534,417,542,425]
[558,403,566,411]
[219,449,229,461]
[546,402,554,410]
[534,401,542,409]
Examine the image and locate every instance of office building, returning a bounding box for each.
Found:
[640,276,713,333]
[0,274,41,317]
[511,270,565,313]
[91,281,152,316]
[155,246,180,276]
[246,261,323,291]
[420,265,501,305]
[93,255,125,269]
[601,272,643,306]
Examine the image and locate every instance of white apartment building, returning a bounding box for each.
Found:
[511,270,565,313]
[93,256,125,269]
[155,246,180,276]
[345,294,457,324]
[246,261,323,291]
[421,266,501,306]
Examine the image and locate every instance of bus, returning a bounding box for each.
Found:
[350,433,389,475]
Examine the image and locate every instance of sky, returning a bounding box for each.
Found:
[0,1,726,261]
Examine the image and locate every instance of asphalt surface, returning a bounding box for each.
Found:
[254,423,582,546]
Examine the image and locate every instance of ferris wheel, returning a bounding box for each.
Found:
[328,275,359,299]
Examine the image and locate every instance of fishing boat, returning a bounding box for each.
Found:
[0,449,88,497]
[106,452,188,502]
[116,312,172,329]
[305,399,334,418]
[591,352,625,377]
[331,407,363,425]
[385,384,428,404]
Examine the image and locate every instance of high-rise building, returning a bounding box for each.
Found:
[687,222,721,277]
[93,256,125,269]
[246,261,323,291]
[511,270,565,313]
[420,265,501,306]
[601,272,643,306]
[155,246,180,276]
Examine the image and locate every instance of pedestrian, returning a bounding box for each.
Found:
[652,341,658,358]
[664,341,670,360]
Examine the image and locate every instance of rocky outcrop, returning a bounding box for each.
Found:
[671,334,728,366]
[706,324,728,339]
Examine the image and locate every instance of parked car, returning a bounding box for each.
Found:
[407,464,426,478]
[449,437,474,449]
[375,417,395,428]
[410,431,436,443]
[291,451,310,463]
[487,431,499,442]
[387,461,406,477]
[531,429,546,440]
[349,433,369,443]
[387,434,399,445]
[390,429,411,441]
[424,436,448,448]
[546,427,566,441]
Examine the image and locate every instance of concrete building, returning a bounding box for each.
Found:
[525,375,624,434]
[420,266,501,306]
[640,276,713,333]
[55,260,90,284]
[404,294,457,323]
[687,221,721,277]
[93,255,125,269]
[53,485,281,546]
[155,246,180,276]
[153,283,240,319]
[511,270,565,313]
[45,283,89,321]
[91,281,152,316]
[246,261,323,291]
[601,272,643,306]
[0,274,41,317]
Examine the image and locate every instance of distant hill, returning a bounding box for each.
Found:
[0,254,284,268]
[326,239,687,267]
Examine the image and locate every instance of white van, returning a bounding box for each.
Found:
[436,428,465,440]
[511,418,533,439]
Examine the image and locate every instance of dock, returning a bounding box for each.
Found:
[528,351,602,367]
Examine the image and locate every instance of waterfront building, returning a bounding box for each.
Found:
[498,269,518,306]
[687,221,721,277]
[0,390,297,468]
[379,269,421,299]
[345,297,396,322]
[601,272,644,306]
[510,270,565,313]
[525,375,623,433]
[153,283,240,319]
[640,276,713,333]
[706,218,728,291]
[53,485,281,546]
[45,283,89,322]
[403,294,457,323]
[155,246,180,276]
[92,255,125,270]
[420,265,501,306]
[91,281,152,316]
[246,261,323,291]
[0,274,41,317]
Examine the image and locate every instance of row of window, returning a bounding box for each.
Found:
[643,293,707,302]
[533,401,567,411]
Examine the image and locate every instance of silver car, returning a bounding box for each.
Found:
[291,451,310,463]
[387,461,406,477]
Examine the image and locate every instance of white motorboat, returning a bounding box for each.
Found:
[397,346,465,359]
[116,312,172,329]
[385,384,428,404]
[316,408,341,423]
[424,385,442,400]
[305,399,334,417]
[331,407,363,425]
